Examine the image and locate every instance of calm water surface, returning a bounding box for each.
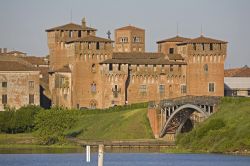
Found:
[0,153,250,166]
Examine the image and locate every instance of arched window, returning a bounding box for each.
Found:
[90,100,97,109]
[91,82,96,93]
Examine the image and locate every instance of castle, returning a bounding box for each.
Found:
[46,18,227,109]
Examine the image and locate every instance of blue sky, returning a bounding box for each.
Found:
[0,0,249,68]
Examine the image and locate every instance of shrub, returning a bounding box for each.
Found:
[34,108,80,145]
[0,105,42,133]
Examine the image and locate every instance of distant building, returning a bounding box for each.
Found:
[0,56,40,111]
[224,66,250,97]
[0,48,27,57]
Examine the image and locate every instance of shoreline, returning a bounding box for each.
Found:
[0,144,249,156]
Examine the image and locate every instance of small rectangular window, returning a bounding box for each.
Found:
[202,43,205,50]
[210,43,213,50]
[78,31,81,37]
[159,85,165,94]
[118,64,121,71]
[29,94,34,104]
[170,65,174,72]
[193,44,196,50]
[209,83,215,92]
[29,81,34,89]
[2,94,7,104]
[248,90,250,96]
[109,64,113,71]
[169,48,174,54]
[139,85,147,94]
[96,42,100,50]
[2,82,7,88]
[181,85,187,94]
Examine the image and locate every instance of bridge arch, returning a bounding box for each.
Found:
[159,104,209,138]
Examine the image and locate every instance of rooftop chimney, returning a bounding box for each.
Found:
[82,17,86,28]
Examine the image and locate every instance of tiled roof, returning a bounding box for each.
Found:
[100,52,186,65]
[157,36,190,44]
[225,66,250,77]
[21,56,48,66]
[112,52,163,59]
[0,59,38,71]
[7,51,26,55]
[52,65,71,73]
[65,35,113,43]
[168,54,184,60]
[46,23,97,32]
[116,25,144,31]
[179,35,227,44]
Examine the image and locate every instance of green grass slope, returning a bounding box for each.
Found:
[66,108,154,140]
[176,97,250,153]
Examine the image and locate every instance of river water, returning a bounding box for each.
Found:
[0,153,250,166]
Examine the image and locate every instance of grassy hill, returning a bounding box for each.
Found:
[176,97,250,153]
[65,108,154,140]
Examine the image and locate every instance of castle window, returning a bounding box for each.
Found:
[2,94,7,104]
[193,44,196,50]
[169,48,174,54]
[133,36,140,43]
[78,31,81,37]
[159,85,165,94]
[181,85,187,94]
[109,64,113,71]
[96,42,100,50]
[91,82,96,93]
[139,85,147,95]
[120,37,128,43]
[87,30,90,35]
[204,64,208,73]
[118,64,121,71]
[219,44,222,50]
[248,90,250,96]
[112,85,120,98]
[69,31,73,38]
[210,43,213,50]
[29,81,34,89]
[170,65,174,72]
[202,43,205,50]
[29,94,34,104]
[90,100,97,109]
[2,81,7,88]
[208,83,215,92]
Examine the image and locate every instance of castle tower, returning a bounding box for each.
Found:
[114,25,145,52]
[177,35,227,96]
[157,36,190,55]
[46,18,97,70]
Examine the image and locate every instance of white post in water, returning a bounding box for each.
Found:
[98,144,104,166]
[86,145,91,162]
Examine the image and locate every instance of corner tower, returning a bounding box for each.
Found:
[177,35,227,96]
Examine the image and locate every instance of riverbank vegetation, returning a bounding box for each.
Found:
[176,97,250,153]
[0,103,152,146]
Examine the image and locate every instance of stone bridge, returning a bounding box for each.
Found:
[147,96,220,141]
